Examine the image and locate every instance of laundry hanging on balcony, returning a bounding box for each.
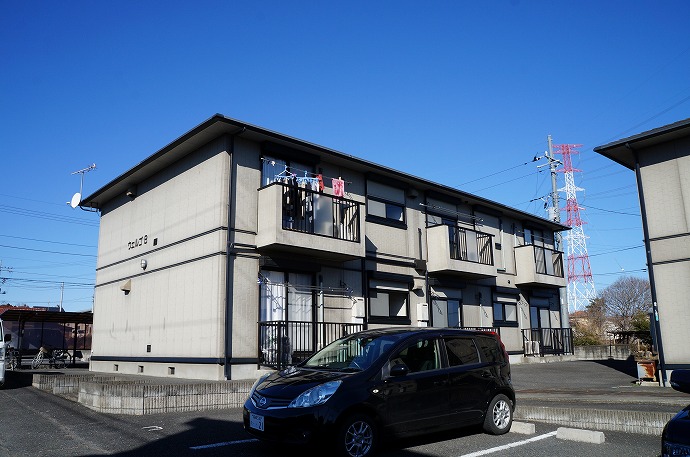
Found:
[296,172,321,192]
[332,177,345,197]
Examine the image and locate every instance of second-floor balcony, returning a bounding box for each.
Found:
[515,244,566,288]
[426,224,497,279]
[257,182,365,260]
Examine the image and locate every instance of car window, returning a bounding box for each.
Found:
[388,338,440,373]
[475,335,503,363]
[444,337,480,366]
[304,333,401,371]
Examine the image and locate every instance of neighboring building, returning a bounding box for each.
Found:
[81,114,570,381]
[594,117,690,385]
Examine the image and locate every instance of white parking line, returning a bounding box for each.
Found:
[189,438,259,450]
[458,431,558,457]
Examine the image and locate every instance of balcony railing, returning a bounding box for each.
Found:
[276,182,360,242]
[533,245,564,277]
[521,328,573,356]
[258,322,504,370]
[449,226,494,266]
[258,320,365,370]
[457,326,501,336]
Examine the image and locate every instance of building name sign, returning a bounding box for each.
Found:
[128,235,148,250]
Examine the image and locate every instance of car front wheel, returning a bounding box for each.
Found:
[483,394,513,435]
[337,413,377,457]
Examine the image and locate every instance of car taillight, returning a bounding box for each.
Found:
[482,331,509,362]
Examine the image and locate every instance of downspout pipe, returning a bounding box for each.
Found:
[626,142,667,385]
[224,127,246,380]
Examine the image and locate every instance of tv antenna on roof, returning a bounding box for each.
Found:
[68,163,97,209]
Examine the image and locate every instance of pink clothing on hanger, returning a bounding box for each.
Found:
[332,178,345,197]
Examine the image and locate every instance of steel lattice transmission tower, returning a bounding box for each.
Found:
[555,143,596,312]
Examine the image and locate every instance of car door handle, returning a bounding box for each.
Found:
[481,371,493,378]
[433,379,449,386]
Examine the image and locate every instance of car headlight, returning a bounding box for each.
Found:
[289,380,342,408]
[663,440,690,457]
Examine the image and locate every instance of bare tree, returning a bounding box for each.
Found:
[570,297,608,345]
[599,276,652,332]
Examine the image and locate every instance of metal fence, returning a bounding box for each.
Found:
[258,320,364,370]
[521,327,573,356]
[258,322,507,370]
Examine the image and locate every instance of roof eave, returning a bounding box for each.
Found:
[593,117,690,170]
[81,114,570,232]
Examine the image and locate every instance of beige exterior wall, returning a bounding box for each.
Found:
[637,135,690,370]
[92,138,230,380]
[88,121,569,381]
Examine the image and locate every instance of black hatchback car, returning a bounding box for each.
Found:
[662,369,690,457]
[243,327,515,457]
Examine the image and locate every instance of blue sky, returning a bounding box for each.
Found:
[1,1,689,312]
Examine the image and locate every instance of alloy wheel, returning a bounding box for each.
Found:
[492,399,511,429]
[344,419,373,457]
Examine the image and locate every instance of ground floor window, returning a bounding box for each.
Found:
[432,298,461,328]
[493,302,517,325]
[368,279,410,324]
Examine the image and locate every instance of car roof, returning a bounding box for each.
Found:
[350,327,497,339]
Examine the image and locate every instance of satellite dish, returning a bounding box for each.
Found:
[70,192,81,209]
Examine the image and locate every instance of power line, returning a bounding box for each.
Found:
[600,93,690,144]
[0,204,99,227]
[471,169,543,193]
[0,244,96,257]
[592,268,647,277]
[457,156,544,187]
[580,205,640,217]
[0,193,71,207]
[588,245,644,257]
[1,277,94,287]
[0,234,96,248]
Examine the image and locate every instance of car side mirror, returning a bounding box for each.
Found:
[390,364,409,377]
[670,369,690,394]
[3,334,10,343]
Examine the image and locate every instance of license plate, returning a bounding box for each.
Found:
[249,413,264,431]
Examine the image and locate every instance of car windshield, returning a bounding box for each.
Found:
[303,333,403,371]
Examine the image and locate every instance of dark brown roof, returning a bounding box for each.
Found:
[0,309,93,325]
[593,117,690,169]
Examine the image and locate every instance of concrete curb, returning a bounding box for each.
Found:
[556,427,605,444]
[510,421,536,435]
[515,405,674,435]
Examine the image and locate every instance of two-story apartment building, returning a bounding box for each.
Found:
[81,114,570,381]
[594,117,690,385]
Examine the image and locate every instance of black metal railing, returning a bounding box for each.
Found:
[449,227,494,265]
[275,182,360,242]
[457,326,501,337]
[258,320,365,370]
[521,328,573,356]
[533,246,564,277]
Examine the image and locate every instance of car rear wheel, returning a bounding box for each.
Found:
[337,413,377,457]
[483,394,513,435]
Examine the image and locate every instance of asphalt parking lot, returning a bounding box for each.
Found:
[1,358,677,456]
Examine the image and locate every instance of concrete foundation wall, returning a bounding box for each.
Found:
[33,372,253,415]
[574,344,632,361]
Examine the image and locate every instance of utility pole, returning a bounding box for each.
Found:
[59,282,64,312]
[543,135,569,328]
[547,136,561,247]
